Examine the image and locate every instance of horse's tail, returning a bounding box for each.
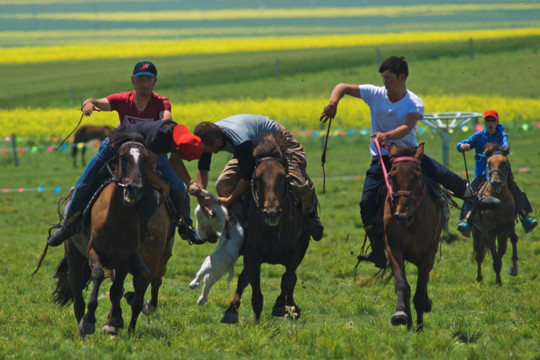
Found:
[52,257,72,307]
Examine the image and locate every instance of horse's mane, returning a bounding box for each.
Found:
[109,127,145,152]
[253,135,284,161]
[484,142,510,157]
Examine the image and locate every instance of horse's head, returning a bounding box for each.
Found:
[110,129,148,205]
[251,135,288,227]
[484,143,510,194]
[387,143,425,227]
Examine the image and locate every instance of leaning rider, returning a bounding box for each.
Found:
[47,120,204,247]
[456,109,537,236]
[193,114,324,241]
[56,60,202,244]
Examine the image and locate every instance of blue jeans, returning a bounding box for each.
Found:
[67,138,190,222]
[156,154,190,221]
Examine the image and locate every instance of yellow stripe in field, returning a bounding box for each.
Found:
[2,4,540,22]
[1,28,540,64]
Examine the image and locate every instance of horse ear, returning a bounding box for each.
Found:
[389,143,398,156]
[502,145,510,154]
[415,143,425,158]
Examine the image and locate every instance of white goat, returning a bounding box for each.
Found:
[189,190,244,306]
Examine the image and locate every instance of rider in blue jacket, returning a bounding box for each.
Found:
[456,109,537,236]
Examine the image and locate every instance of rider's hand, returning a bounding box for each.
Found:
[217,195,233,207]
[320,103,337,123]
[372,132,388,147]
[197,194,213,217]
[188,182,202,196]
[459,143,471,152]
[81,102,94,116]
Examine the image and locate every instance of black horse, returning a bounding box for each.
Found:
[72,125,113,167]
[221,134,311,324]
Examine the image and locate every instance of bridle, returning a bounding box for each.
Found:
[486,151,509,184]
[106,141,146,189]
[373,138,425,209]
[250,156,289,211]
[389,156,426,209]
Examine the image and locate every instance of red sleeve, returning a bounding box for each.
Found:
[106,92,130,112]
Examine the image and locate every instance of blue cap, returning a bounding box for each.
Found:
[133,61,157,78]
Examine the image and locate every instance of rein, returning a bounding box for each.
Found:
[321,117,333,194]
[373,138,393,202]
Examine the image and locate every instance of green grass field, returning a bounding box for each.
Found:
[1,2,540,359]
[1,131,539,359]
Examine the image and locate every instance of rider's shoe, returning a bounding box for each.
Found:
[307,212,324,241]
[178,219,205,245]
[457,220,471,238]
[47,224,78,247]
[357,249,387,270]
[521,216,538,234]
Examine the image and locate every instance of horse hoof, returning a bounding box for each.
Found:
[507,265,518,276]
[221,312,238,324]
[189,280,200,289]
[102,325,119,335]
[79,320,95,335]
[271,307,286,317]
[142,301,156,316]
[391,311,409,326]
[197,296,208,306]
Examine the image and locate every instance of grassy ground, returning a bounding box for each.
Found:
[0,130,539,359]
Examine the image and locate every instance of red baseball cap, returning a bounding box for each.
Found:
[172,125,203,161]
[483,109,499,120]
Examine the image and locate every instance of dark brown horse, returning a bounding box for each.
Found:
[221,135,310,324]
[52,131,151,337]
[384,143,446,331]
[72,125,113,167]
[472,143,517,285]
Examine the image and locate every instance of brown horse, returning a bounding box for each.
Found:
[221,135,310,324]
[384,143,446,331]
[472,143,517,285]
[52,131,152,337]
[72,125,113,167]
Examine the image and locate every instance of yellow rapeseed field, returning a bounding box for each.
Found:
[2,95,539,138]
[2,28,540,64]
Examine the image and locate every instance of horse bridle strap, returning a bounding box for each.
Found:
[106,141,145,187]
[251,156,289,210]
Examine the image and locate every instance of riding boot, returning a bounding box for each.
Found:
[456,201,472,238]
[463,185,501,210]
[47,210,81,247]
[307,210,324,241]
[357,225,387,269]
[177,216,205,245]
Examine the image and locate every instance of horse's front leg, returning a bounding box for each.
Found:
[273,264,301,319]
[413,258,434,332]
[486,234,502,285]
[388,248,412,328]
[507,231,519,276]
[221,258,252,324]
[103,267,127,335]
[66,242,87,327]
[79,248,105,338]
[472,231,486,283]
[128,253,149,332]
[250,262,263,323]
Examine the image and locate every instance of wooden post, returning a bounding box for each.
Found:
[469,38,475,59]
[375,47,381,65]
[178,71,185,92]
[11,133,19,166]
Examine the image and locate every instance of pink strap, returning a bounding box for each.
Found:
[373,138,393,202]
[392,156,420,164]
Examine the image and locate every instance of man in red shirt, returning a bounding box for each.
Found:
[48,61,203,246]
